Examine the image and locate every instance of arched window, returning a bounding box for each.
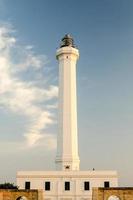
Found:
[16,196,28,200]
[108,195,120,200]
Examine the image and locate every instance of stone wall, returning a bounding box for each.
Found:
[92,187,133,200]
[0,189,43,200]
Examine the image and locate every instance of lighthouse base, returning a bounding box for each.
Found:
[17,170,118,200]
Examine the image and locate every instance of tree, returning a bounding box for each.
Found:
[0,182,18,189]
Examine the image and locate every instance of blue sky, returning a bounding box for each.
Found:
[0,0,133,186]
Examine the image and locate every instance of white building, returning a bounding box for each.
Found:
[17,35,118,200]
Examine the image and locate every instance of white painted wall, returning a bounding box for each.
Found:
[17,170,118,200]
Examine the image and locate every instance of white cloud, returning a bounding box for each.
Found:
[0,24,58,149]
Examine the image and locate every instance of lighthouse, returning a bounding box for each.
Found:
[55,34,80,171]
[17,35,118,200]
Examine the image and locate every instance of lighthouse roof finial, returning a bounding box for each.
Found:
[60,34,75,48]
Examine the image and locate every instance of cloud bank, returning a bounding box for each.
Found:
[0,24,58,149]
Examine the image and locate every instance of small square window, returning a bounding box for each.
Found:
[84,181,90,190]
[65,165,70,169]
[65,181,70,191]
[104,181,110,188]
[25,182,30,189]
[45,181,50,191]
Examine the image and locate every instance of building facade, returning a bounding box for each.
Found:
[17,171,118,200]
[17,35,118,200]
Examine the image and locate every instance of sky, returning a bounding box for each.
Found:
[0,0,133,186]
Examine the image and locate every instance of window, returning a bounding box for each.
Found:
[65,165,70,170]
[104,181,110,188]
[25,182,30,189]
[45,181,50,191]
[84,181,90,190]
[65,181,70,191]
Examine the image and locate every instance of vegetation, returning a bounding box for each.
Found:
[0,182,18,189]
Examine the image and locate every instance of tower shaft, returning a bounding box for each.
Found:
[56,44,80,171]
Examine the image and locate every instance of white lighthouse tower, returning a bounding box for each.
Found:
[17,35,118,200]
[55,34,80,171]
